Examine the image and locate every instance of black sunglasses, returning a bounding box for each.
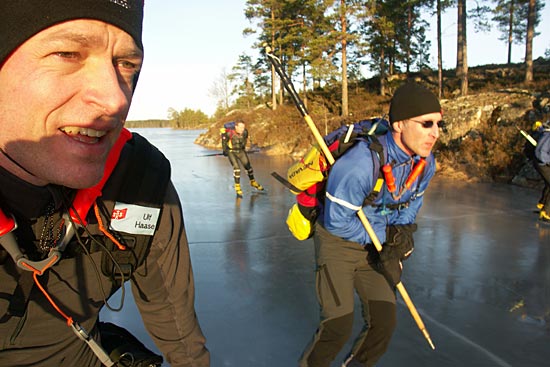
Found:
[408,119,447,132]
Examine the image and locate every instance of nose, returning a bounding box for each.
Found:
[82,59,130,116]
[430,124,440,139]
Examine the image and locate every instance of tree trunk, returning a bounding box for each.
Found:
[456,0,463,78]
[437,0,443,98]
[270,65,277,110]
[457,0,468,95]
[302,62,307,108]
[341,0,348,117]
[302,63,308,109]
[270,9,277,111]
[389,39,395,76]
[507,0,514,65]
[278,78,284,106]
[380,48,386,96]
[406,4,412,75]
[524,0,535,83]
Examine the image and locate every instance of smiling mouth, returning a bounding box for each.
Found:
[60,127,107,143]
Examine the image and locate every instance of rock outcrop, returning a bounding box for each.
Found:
[195,60,550,187]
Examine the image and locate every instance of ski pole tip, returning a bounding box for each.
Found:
[422,329,435,350]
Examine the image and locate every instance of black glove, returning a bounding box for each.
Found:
[99,322,163,367]
[366,243,402,288]
[379,224,417,263]
[367,224,417,287]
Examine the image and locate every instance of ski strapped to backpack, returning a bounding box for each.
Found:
[283,117,427,241]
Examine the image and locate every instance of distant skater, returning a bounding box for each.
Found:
[534,122,550,223]
[524,95,550,223]
[221,120,264,198]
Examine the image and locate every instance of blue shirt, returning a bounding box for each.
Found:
[320,132,436,245]
[535,129,550,164]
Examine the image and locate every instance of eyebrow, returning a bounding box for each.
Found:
[42,29,101,47]
[40,29,143,58]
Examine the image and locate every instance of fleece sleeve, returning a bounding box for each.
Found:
[535,132,550,164]
[323,142,387,245]
[131,182,210,367]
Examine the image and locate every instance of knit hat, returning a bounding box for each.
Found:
[0,0,144,66]
[389,82,441,123]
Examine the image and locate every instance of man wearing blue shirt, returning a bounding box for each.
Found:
[299,82,443,367]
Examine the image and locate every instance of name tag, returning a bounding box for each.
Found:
[110,202,161,236]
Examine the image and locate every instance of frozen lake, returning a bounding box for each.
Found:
[101,128,550,367]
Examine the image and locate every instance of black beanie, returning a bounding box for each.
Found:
[0,0,144,66]
[389,82,441,123]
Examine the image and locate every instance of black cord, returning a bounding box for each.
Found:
[62,193,127,312]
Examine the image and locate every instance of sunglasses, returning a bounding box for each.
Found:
[408,119,447,132]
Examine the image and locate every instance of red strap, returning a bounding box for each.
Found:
[70,128,132,225]
[0,209,16,236]
[0,130,132,233]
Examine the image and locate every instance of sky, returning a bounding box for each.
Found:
[126,0,550,121]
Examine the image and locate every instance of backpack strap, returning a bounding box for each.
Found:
[97,133,171,287]
[117,133,170,206]
[362,134,386,206]
[362,137,431,209]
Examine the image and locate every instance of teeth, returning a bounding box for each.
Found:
[61,127,106,138]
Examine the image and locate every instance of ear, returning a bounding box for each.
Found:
[392,120,404,133]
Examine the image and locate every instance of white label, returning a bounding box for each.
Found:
[110,202,161,236]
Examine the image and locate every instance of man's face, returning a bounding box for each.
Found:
[391,112,442,157]
[235,122,245,134]
[0,19,143,188]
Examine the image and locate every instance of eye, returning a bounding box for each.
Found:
[115,59,142,81]
[114,58,142,88]
[117,59,140,71]
[420,121,434,128]
[52,51,80,60]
